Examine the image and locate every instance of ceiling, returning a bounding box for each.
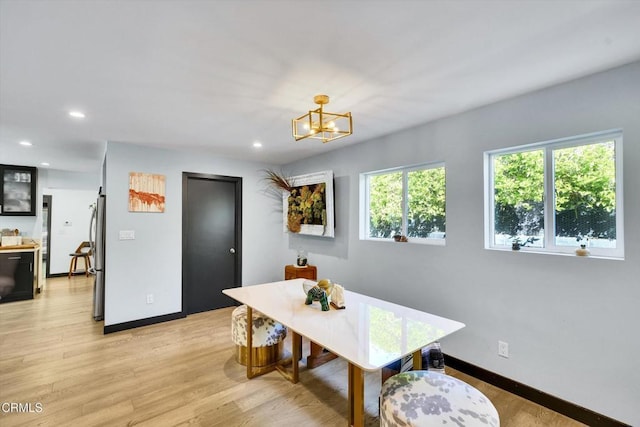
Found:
[1,1,640,174]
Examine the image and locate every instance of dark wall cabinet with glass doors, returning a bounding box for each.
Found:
[0,164,37,216]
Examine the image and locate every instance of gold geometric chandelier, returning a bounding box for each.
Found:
[292,94,352,143]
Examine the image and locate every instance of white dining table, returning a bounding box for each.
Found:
[223,278,465,426]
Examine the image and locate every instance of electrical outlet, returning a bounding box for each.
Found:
[146,294,154,304]
[498,340,509,358]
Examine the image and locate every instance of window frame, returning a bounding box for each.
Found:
[361,162,446,245]
[484,129,624,259]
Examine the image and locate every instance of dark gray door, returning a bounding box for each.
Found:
[183,173,241,314]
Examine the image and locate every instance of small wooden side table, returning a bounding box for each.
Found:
[284,264,317,281]
[284,264,338,369]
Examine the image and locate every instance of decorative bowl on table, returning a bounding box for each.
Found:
[317,279,333,295]
[302,279,333,295]
[302,280,317,295]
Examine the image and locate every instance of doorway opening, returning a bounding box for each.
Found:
[42,195,52,278]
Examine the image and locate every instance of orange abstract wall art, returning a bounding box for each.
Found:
[129,172,165,212]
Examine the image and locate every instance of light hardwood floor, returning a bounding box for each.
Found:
[0,276,585,426]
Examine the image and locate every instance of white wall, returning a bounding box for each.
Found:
[44,189,97,275]
[43,169,100,191]
[103,142,285,326]
[284,62,640,425]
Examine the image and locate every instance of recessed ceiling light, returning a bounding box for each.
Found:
[19,140,32,146]
[40,162,50,167]
[253,141,263,148]
[69,110,86,119]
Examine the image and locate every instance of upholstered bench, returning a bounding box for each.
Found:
[231,305,287,367]
[380,370,499,427]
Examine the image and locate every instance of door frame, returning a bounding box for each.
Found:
[181,172,242,315]
[42,194,52,278]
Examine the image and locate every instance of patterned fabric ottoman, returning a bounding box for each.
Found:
[231,305,287,367]
[380,370,499,427]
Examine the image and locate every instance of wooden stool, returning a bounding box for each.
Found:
[380,370,499,427]
[231,305,287,367]
[68,241,92,278]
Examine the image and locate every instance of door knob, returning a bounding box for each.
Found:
[229,248,236,254]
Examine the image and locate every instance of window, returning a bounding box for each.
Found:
[485,130,623,258]
[362,163,446,243]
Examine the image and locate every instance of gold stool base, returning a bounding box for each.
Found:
[235,342,284,367]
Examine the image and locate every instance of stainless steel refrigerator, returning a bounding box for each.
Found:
[89,189,105,321]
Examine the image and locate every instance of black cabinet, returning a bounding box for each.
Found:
[1,164,38,216]
[0,251,35,303]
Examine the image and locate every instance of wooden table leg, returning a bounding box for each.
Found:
[246,305,300,383]
[275,330,301,384]
[307,341,338,368]
[412,349,422,370]
[348,362,364,427]
[245,305,298,380]
[291,332,300,383]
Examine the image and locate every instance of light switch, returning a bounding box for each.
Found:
[119,230,135,240]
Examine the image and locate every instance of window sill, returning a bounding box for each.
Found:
[363,237,446,246]
[485,246,624,261]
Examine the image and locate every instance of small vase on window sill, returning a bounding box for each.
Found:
[575,244,590,257]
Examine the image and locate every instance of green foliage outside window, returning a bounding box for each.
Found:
[493,150,544,239]
[368,166,446,239]
[493,141,616,244]
[407,168,446,238]
[368,172,402,238]
[554,142,616,241]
